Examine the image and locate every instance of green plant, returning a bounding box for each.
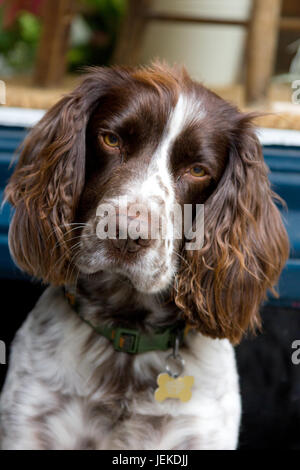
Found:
[0,8,41,74]
[68,0,126,71]
[0,0,127,76]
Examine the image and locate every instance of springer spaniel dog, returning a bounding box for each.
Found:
[0,64,289,450]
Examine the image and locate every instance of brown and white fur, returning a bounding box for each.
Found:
[0,64,289,450]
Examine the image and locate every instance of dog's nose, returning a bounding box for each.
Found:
[111,236,152,253]
[111,213,153,253]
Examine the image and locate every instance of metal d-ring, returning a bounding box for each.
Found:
[165,335,185,378]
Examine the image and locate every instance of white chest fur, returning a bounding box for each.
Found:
[0,286,241,450]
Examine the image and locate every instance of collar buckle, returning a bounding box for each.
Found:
[113,328,140,354]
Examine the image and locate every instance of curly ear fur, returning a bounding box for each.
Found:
[174,117,289,344]
[5,67,130,284]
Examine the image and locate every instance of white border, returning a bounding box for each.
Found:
[1,107,300,148]
[0,107,45,128]
[257,127,300,147]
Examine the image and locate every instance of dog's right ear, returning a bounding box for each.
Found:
[5,67,130,284]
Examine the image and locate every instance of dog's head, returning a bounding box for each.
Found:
[5,64,289,343]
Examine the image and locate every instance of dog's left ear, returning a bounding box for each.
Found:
[175,115,289,344]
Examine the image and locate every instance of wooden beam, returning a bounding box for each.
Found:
[145,13,248,27]
[34,0,75,87]
[246,0,282,105]
[280,16,300,31]
[141,11,300,34]
[112,0,152,66]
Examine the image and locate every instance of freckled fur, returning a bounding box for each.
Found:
[0,63,289,449]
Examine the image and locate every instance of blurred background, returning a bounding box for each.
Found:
[1,0,300,450]
[1,0,300,113]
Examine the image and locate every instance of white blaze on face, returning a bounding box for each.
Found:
[141,93,205,194]
[133,94,205,246]
[142,94,190,198]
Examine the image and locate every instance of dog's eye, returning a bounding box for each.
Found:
[190,166,206,178]
[103,133,120,148]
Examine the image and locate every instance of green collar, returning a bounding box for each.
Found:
[64,287,188,355]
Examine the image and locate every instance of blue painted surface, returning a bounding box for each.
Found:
[0,125,299,306]
[263,146,300,306]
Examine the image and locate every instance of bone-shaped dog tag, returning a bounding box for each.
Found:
[154,373,194,403]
